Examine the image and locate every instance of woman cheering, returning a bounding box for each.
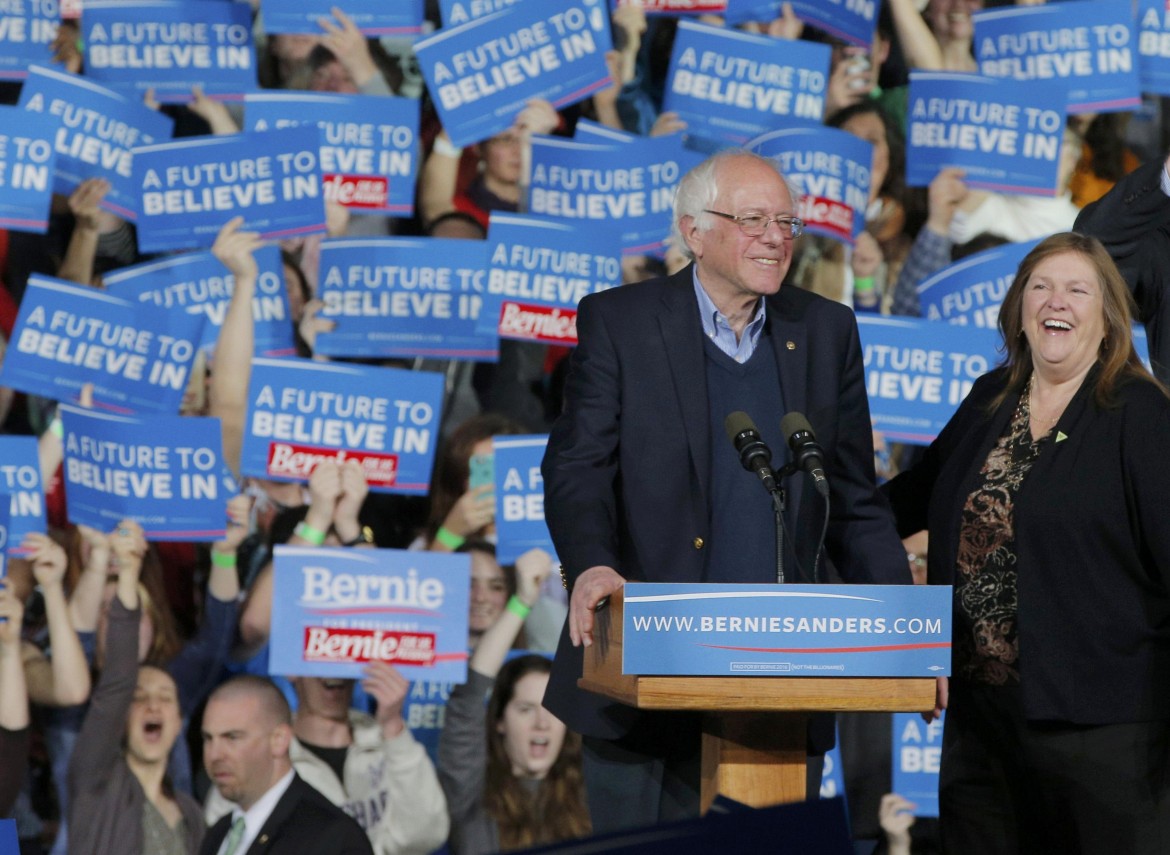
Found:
[884,232,1170,854]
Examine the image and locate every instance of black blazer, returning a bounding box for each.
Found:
[884,367,1170,723]
[1075,157,1170,382]
[541,266,910,738]
[199,774,373,855]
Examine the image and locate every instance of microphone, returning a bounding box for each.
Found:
[780,412,830,497]
[724,411,778,494]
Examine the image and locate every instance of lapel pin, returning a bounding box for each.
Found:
[786,341,796,351]
[1055,431,1068,443]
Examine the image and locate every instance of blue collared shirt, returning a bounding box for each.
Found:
[692,267,767,363]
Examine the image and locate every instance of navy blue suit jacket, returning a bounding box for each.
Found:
[541,266,910,738]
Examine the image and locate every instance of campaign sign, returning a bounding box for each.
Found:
[18,65,174,220]
[621,583,952,677]
[0,106,59,232]
[724,0,877,47]
[905,72,1066,195]
[663,20,830,148]
[917,239,1039,328]
[59,405,230,540]
[269,546,470,681]
[82,0,257,102]
[315,237,496,361]
[2,274,204,415]
[1138,0,1170,95]
[493,435,555,565]
[973,1,1141,113]
[0,0,57,79]
[0,500,8,574]
[245,92,419,216]
[241,357,444,495]
[440,0,524,27]
[619,0,728,14]
[0,437,46,557]
[892,712,944,818]
[262,0,424,36]
[133,126,326,253]
[749,125,872,245]
[857,314,999,445]
[102,245,296,358]
[415,0,613,148]
[529,132,702,255]
[480,212,622,346]
[820,738,846,800]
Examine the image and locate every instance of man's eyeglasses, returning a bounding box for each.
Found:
[704,210,805,239]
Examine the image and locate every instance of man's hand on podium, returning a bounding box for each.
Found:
[569,566,625,648]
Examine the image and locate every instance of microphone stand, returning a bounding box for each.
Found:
[776,461,829,584]
[770,483,786,584]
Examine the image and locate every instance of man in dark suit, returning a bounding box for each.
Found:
[1073,152,1170,383]
[541,149,911,833]
[198,676,373,855]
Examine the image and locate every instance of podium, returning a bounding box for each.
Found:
[579,588,937,812]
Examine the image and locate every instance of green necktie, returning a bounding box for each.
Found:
[223,815,247,855]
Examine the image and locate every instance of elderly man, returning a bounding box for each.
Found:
[199,675,373,855]
[541,149,911,833]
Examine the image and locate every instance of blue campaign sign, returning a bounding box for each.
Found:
[905,72,1066,195]
[82,0,257,102]
[621,583,952,677]
[18,64,174,220]
[59,404,230,540]
[974,1,1140,113]
[103,245,296,358]
[0,500,8,574]
[269,546,470,682]
[0,0,57,80]
[0,437,47,557]
[820,738,846,800]
[439,0,523,27]
[892,712,944,818]
[857,314,999,445]
[133,126,326,253]
[750,125,872,246]
[415,0,613,148]
[263,0,424,36]
[245,92,419,216]
[2,274,204,415]
[528,132,700,256]
[606,0,728,14]
[663,20,830,148]
[1138,0,1170,95]
[0,106,59,232]
[917,239,1039,328]
[314,237,496,361]
[480,212,622,346]
[493,435,555,565]
[241,357,444,495]
[725,0,878,47]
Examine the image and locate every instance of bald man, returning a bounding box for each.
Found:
[199,676,373,855]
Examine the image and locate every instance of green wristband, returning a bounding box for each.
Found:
[506,596,532,620]
[435,526,465,550]
[48,416,64,439]
[210,549,237,568]
[294,521,326,546]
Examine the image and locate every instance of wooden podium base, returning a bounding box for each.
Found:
[700,712,810,811]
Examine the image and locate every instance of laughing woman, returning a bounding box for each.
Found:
[67,520,204,855]
[438,549,590,854]
[884,233,1170,854]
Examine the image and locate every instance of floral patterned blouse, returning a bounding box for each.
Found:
[953,388,1049,685]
